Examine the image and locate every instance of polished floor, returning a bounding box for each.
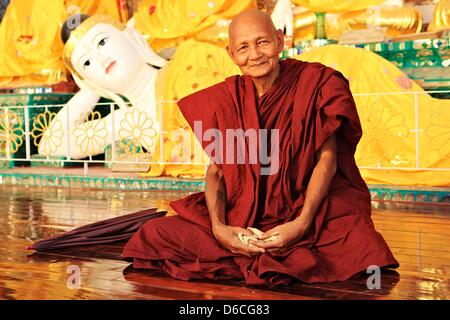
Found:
[0,185,449,300]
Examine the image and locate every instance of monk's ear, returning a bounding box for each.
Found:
[276,29,284,52]
[226,45,237,64]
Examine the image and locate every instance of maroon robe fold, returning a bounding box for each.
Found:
[122,59,399,285]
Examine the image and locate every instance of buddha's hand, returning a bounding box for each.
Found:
[252,218,311,252]
[72,74,98,96]
[212,224,265,257]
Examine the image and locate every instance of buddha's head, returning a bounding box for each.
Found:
[62,14,167,95]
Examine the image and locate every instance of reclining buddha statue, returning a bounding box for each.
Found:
[39,13,241,177]
[37,0,296,178]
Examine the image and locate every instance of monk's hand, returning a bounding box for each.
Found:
[251,218,312,252]
[212,224,265,257]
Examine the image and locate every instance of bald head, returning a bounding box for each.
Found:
[226,10,284,81]
[228,10,278,44]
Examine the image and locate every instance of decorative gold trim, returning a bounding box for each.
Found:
[72,111,108,156]
[0,110,24,155]
[119,109,157,156]
[31,110,63,156]
[63,15,125,79]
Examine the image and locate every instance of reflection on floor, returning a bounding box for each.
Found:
[0,185,449,300]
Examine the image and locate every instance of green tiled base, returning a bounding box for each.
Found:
[30,155,80,168]
[103,140,145,169]
[0,171,448,205]
[0,160,12,170]
[368,185,449,203]
[0,172,205,192]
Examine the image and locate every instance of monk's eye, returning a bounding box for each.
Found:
[258,40,269,45]
[83,60,91,68]
[238,45,248,52]
[98,37,108,48]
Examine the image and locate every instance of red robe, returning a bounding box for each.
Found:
[122,59,399,285]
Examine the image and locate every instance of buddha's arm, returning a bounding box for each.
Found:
[38,88,100,158]
[296,134,337,226]
[40,86,159,159]
[205,163,227,229]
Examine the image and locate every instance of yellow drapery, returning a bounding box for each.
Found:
[0,0,130,88]
[133,0,254,51]
[145,39,241,178]
[292,0,385,13]
[297,45,450,186]
[147,40,450,185]
[0,0,68,88]
[65,0,130,23]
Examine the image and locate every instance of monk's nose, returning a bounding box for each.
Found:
[248,45,263,60]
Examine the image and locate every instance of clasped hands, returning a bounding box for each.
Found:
[212,218,312,257]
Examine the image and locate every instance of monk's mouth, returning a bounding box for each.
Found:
[251,62,268,68]
[105,61,117,74]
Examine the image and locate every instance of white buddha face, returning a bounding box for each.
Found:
[71,23,145,93]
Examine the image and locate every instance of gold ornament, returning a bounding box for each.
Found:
[340,6,422,37]
[293,5,423,42]
[428,0,450,31]
[293,10,317,41]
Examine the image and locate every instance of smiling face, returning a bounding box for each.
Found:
[71,23,145,93]
[227,11,284,79]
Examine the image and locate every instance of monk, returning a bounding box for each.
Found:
[122,10,399,285]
